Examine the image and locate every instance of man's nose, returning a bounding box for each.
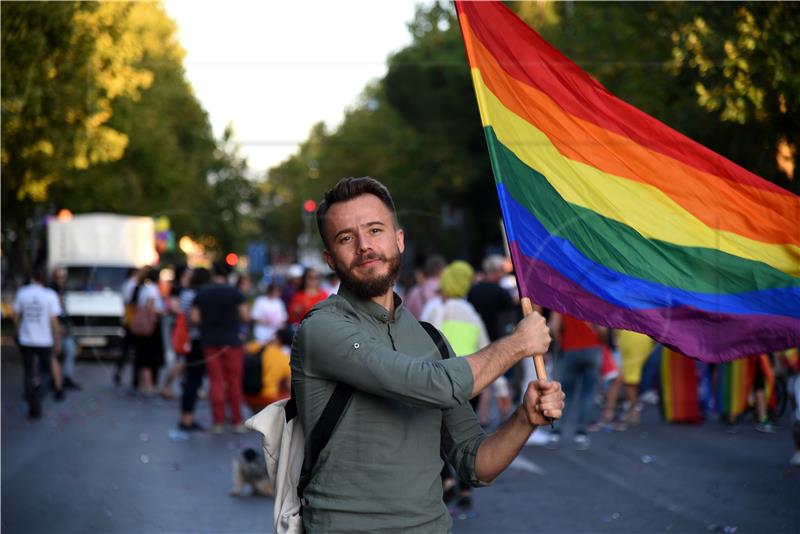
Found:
[355,231,371,254]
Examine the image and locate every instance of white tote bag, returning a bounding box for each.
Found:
[246,399,305,534]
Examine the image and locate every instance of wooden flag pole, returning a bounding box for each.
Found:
[521,296,555,428]
[521,297,548,381]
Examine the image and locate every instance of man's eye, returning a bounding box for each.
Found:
[370,228,382,234]
[339,235,352,244]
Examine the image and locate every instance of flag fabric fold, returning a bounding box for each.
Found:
[455,0,799,362]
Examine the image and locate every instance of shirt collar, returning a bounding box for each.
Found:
[337,284,404,323]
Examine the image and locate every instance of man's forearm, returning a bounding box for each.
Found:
[465,335,526,397]
[474,407,535,483]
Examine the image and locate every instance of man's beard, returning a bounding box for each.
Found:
[334,251,401,300]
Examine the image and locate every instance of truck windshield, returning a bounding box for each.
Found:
[65,267,130,292]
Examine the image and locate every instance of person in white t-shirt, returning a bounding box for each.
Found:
[13,267,63,419]
[250,283,288,345]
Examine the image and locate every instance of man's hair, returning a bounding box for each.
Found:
[212,260,231,278]
[482,254,506,276]
[190,267,211,288]
[30,266,46,284]
[423,255,446,278]
[315,177,398,249]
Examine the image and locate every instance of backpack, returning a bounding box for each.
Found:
[130,306,157,337]
[243,344,266,396]
[171,313,191,355]
[123,283,141,328]
[245,321,448,534]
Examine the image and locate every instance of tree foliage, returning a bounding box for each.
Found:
[668,2,799,189]
[2,1,258,277]
[2,2,153,204]
[50,2,220,238]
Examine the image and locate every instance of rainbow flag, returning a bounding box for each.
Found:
[659,348,702,424]
[455,1,800,362]
[717,354,775,420]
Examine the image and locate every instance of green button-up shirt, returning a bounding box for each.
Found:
[291,286,487,533]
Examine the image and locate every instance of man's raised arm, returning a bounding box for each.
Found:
[465,311,551,397]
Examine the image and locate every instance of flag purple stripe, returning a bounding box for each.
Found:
[509,241,800,362]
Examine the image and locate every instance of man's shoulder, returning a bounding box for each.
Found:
[18,284,49,299]
[196,283,236,299]
[298,294,354,327]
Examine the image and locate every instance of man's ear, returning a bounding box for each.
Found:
[396,228,405,254]
[323,249,335,271]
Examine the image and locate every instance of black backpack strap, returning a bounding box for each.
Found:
[297,382,354,500]
[420,321,451,360]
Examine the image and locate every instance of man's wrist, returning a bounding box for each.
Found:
[514,405,536,431]
[501,334,528,364]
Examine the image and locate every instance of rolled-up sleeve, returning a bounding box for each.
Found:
[441,402,488,487]
[294,309,473,409]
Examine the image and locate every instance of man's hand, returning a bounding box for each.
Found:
[518,379,565,427]
[512,311,551,356]
[474,378,566,483]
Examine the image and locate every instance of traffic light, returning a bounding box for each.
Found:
[225,252,239,267]
[303,199,317,213]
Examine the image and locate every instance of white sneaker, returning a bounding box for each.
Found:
[790,452,800,467]
[574,433,590,451]
[640,391,659,405]
[755,422,775,434]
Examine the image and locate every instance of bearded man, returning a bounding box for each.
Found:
[291,177,564,533]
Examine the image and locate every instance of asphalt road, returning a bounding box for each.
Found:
[2,343,798,534]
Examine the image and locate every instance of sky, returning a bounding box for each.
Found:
[163,0,423,176]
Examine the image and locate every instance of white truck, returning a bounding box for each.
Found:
[47,213,157,353]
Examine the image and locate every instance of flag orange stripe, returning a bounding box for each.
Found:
[462,15,800,246]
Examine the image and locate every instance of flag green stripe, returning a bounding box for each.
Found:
[486,126,800,295]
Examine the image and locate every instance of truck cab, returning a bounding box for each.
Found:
[62,265,131,351]
[48,213,157,355]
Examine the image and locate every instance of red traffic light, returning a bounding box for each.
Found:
[225,253,239,266]
[303,199,317,213]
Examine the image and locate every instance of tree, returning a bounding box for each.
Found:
[2,1,154,273]
[669,2,799,190]
[50,2,220,242]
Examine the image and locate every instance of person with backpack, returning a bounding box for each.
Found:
[131,267,165,396]
[289,177,563,533]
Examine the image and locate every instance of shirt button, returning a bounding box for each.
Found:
[353,343,360,349]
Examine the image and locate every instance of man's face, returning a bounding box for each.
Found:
[322,194,404,299]
[53,268,66,286]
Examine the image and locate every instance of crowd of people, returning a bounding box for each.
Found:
[107,260,340,434]
[12,250,799,461]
